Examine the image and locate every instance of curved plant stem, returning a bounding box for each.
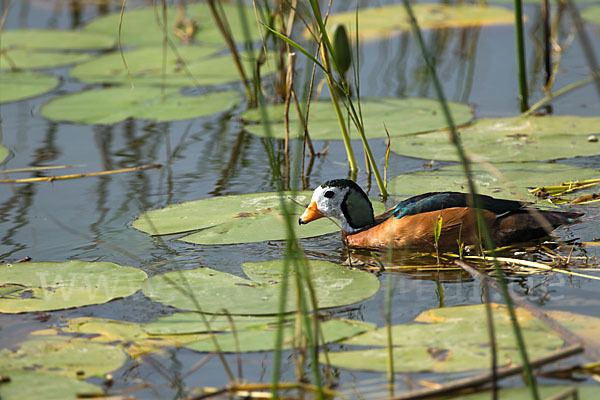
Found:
[522,76,596,115]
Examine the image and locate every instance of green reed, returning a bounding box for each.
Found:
[513,0,529,111]
[264,2,387,197]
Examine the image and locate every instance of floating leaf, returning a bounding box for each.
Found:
[83,3,260,47]
[0,49,93,71]
[142,260,380,315]
[390,116,600,162]
[71,46,268,87]
[0,370,102,400]
[0,335,126,377]
[40,87,241,124]
[582,5,600,25]
[0,261,147,313]
[0,144,9,163]
[325,303,563,373]
[186,318,373,353]
[144,313,280,335]
[0,29,114,70]
[242,98,472,140]
[1,29,114,51]
[456,386,597,400]
[133,191,384,245]
[61,317,209,358]
[388,162,600,203]
[544,309,600,348]
[0,71,59,103]
[316,4,515,41]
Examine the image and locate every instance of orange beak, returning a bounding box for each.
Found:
[298,201,324,225]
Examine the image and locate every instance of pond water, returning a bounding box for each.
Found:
[1,0,600,398]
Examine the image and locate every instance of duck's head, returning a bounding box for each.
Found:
[298,179,375,233]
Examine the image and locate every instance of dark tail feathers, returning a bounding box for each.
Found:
[494,209,583,245]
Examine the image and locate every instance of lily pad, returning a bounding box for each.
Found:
[144,313,280,335]
[317,4,515,41]
[0,144,9,163]
[0,50,93,71]
[186,318,373,353]
[388,162,600,203]
[455,386,597,400]
[0,335,126,377]
[582,5,600,25]
[1,29,114,51]
[325,303,563,373]
[141,260,381,315]
[0,261,147,313]
[0,71,59,103]
[390,116,600,162]
[0,370,102,400]
[133,191,384,245]
[40,87,241,124]
[0,29,114,70]
[83,3,260,47]
[61,317,209,358]
[242,98,472,140]
[71,46,268,87]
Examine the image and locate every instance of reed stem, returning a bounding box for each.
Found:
[513,0,529,111]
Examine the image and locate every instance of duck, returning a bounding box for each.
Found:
[298,179,582,251]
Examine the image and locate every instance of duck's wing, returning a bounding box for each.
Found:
[382,192,528,220]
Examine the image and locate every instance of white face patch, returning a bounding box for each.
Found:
[311,185,355,232]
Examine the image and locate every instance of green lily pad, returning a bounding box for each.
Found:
[0,29,114,70]
[0,49,93,71]
[186,318,373,353]
[40,87,241,124]
[83,3,260,47]
[133,191,384,245]
[61,317,209,358]
[388,162,600,203]
[318,4,515,41]
[390,116,600,162]
[0,370,102,400]
[242,98,472,140]
[0,261,147,313]
[544,309,600,348]
[144,313,280,335]
[1,29,114,51]
[142,260,381,315]
[325,303,563,373]
[71,46,267,87]
[582,5,600,25]
[0,144,9,163]
[0,71,59,103]
[455,386,597,400]
[0,335,126,377]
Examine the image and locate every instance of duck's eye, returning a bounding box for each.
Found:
[324,190,335,199]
